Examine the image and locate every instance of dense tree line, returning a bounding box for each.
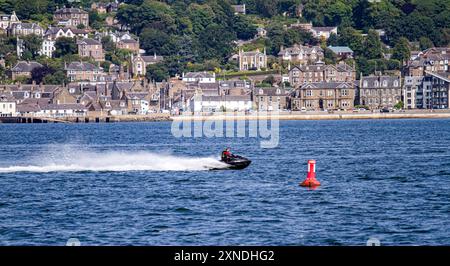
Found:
[0,0,449,82]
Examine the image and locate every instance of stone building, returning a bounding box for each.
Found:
[253,87,290,111]
[65,62,105,83]
[131,54,164,77]
[405,47,449,76]
[54,7,89,28]
[291,82,355,111]
[10,61,43,80]
[288,62,356,87]
[238,48,267,71]
[77,38,105,62]
[9,23,44,36]
[278,44,323,64]
[357,75,402,110]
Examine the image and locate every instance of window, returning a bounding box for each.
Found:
[306,90,312,96]
[394,80,399,87]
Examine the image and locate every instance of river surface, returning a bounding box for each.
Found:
[0,119,449,245]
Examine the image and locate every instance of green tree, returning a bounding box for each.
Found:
[392,37,410,63]
[233,15,257,41]
[21,34,43,59]
[363,30,383,59]
[54,37,77,58]
[419,37,434,51]
[145,63,169,82]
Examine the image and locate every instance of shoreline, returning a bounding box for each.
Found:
[171,111,450,121]
[2,111,450,124]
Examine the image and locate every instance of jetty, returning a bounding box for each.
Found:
[0,114,172,124]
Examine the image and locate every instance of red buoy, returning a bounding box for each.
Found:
[300,160,321,187]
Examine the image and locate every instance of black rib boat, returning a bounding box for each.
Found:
[220,155,252,170]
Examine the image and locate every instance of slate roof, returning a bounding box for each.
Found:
[66,62,102,71]
[359,76,401,89]
[11,61,43,72]
[78,38,102,46]
[55,8,88,14]
[298,82,354,89]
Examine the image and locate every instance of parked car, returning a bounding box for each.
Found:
[380,108,390,113]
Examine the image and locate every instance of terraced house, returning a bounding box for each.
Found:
[53,7,89,28]
[357,75,402,110]
[291,82,355,111]
[253,87,290,111]
[288,62,356,87]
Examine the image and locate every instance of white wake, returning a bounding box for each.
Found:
[0,149,228,173]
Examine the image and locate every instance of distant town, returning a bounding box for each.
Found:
[0,1,449,120]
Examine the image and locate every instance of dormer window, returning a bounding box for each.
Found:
[374,81,379,87]
[276,89,281,95]
[382,80,387,87]
[259,89,263,94]
[394,80,399,87]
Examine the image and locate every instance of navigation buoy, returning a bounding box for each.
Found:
[300,160,321,187]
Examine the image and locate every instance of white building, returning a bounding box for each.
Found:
[189,94,252,112]
[182,72,216,84]
[311,26,338,40]
[40,38,56,58]
[40,104,87,117]
[403,76,423,109]
[0,95,16,117]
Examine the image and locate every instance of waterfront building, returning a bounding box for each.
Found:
[420,71,450,109]
[253,87,290,111]
[403,76,423,109]
[405,47,449,76]
[0,94,16,117]
[189,94,252,112]
[357,75,402,110]
[291,82,355,111]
